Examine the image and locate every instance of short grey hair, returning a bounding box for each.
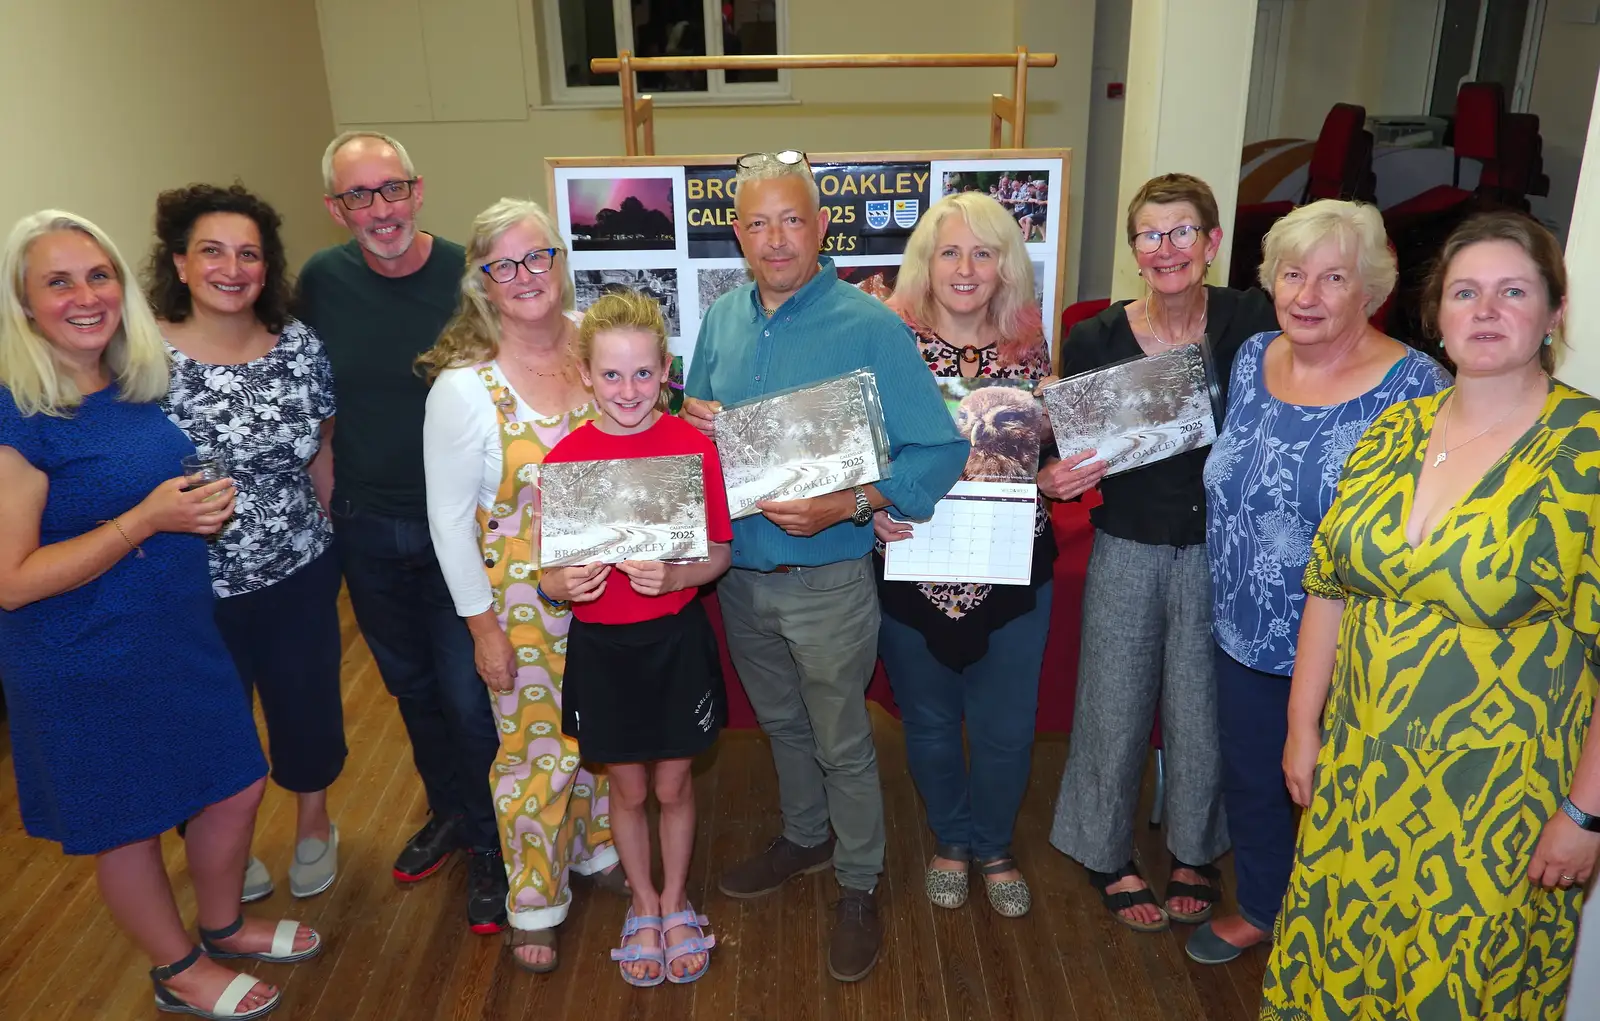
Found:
[1258,199,1396,315]
[733,156,820,213]
[321,130,417,195]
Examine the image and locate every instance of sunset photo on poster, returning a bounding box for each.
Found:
[567,177,676,251]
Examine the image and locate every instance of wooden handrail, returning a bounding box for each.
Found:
[592,49,1056,156]
[590,52,1058,73]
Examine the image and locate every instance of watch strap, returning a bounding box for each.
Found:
[1560,796,1600,832]
[851,486,872,525]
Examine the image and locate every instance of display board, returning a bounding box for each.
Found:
[545,149,1072,376]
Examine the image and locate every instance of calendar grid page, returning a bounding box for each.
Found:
[882,481,1038,585]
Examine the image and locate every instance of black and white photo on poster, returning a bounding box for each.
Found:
[566,177,677,252]
[696,266,751,317]
[1040,344,1218,477]
[574,268,681,337]
[538,454,708,567]
[714,370,891,518]
[935,378,1044,483]
[941,168,1052,242]
[1030,260,1047,319]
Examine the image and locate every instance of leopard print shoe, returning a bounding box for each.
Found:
[979,855,1031,918]
[925,844,970,910]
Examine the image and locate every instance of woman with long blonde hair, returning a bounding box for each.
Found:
[874,191,1054,916]
[420,198,622,973]
[0,210,319,1020]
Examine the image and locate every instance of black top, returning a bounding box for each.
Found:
[1060,285,1279,547]
[296,236,466,518]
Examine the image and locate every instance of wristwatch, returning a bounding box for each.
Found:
[850,486,873,526]
[1560,795,1600,832]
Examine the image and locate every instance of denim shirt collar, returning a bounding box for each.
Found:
[744,255,839,323]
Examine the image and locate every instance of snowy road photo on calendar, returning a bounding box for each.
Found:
[714,370,890,519]
[538,454,708,567]
[1040,343,1218,476]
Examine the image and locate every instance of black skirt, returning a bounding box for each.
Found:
[562,598,726,764]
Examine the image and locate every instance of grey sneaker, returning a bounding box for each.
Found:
[241,855,273,904]
[289,825,339,899]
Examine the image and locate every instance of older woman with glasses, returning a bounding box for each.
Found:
[420,198,622,974]
[1048,174,1279,933]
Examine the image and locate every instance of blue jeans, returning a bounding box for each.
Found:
[332,500,500,852]
[878,583,1052,860]
[1213,643,1295,929]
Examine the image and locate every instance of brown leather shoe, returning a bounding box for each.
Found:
[717,835,835,899]
[828,886,881,982]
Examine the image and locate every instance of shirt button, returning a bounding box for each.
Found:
[488,520,499,530]
[483,557,494,567]
[755,375,762,381]
[1192,505,1200,512]
[764,331,770,337]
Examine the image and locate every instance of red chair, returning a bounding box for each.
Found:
[1481,112,1547,208]
[1385,82,1505,225]
[1062,298,1112,336]
[1230,104,1373,290]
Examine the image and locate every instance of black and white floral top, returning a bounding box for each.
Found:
[162,318,336,598]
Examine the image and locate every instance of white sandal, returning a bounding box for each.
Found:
[200,916,322,964]
[152,947,279,1020]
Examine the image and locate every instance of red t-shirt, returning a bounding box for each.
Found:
[541,414,733,625]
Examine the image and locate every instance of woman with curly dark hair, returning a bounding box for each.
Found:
[148,184,346,903]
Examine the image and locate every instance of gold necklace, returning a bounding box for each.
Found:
[1144,295,1207,347]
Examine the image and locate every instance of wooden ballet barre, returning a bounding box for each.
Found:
[589,49,1058,156]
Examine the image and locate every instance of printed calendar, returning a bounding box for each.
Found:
[882,481,1038,585]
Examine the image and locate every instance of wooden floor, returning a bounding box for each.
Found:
[0,598,1268,1020]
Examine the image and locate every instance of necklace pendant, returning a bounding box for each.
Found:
[1433,451,1447,467]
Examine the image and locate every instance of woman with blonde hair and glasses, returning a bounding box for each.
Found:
[0,210,318,1020]
[420,198,622,973]
[1048,173,1280,933]
[874,190,1053,917]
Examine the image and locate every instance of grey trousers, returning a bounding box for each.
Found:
[1050,530,1229,872]
[718,555,885,891]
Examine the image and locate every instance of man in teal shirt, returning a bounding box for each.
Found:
[683,150,967,983]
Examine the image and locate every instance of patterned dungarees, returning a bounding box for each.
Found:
[473,364,618,931]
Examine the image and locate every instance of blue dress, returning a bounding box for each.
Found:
[0,386,267,855]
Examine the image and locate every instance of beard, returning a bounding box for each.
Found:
[356,219,417,261]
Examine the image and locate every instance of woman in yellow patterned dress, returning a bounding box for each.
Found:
[1263,212,1600,1019]
[420,199,622,972]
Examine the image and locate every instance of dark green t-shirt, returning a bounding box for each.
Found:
[297,236,465,518]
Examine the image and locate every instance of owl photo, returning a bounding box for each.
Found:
[949,383,1045,483]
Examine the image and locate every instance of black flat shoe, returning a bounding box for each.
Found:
[393,816,459,883]
[467,847,509,934]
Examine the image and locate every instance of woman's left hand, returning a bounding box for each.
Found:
[618,559,680,597]
[1528,810,1600,889]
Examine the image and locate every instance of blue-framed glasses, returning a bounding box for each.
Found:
[481,248,563,283]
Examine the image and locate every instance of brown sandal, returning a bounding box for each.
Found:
[505,927,558,973]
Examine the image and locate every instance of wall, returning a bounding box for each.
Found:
[1274,0,1391,139]
[0,0,339,269]
[1528,10,1600,238]
[1080,0,1134,299]
[316,0,1096,298]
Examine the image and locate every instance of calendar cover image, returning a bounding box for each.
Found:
[714,369,892,519]
[1039,341,1220,476]
[936,377,1045,482]
[538,454,708,568]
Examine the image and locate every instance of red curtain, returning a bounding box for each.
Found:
[708,496,1099,734]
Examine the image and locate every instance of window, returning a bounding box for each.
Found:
[1426,0,1546,114]
[543,0,788,105]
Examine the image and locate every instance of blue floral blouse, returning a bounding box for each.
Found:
[1203,331,1451,674]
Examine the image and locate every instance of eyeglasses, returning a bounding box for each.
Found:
[330,179,418,211]
[480,248,563,283]
[735,149,809,170]
[1132,224,1205,254]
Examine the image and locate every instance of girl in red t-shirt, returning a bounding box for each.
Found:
[539,290,732,987]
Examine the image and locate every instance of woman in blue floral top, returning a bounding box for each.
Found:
[150,184,345,903]
[1192,199,1451,966]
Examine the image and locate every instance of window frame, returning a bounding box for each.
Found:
[541,0,791,108]
[1422,0,1546,115]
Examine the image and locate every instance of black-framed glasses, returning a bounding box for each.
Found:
[480,248,562,283]
[1132,224,1205,254]
[330,178,418,211]
[736,149,809,170]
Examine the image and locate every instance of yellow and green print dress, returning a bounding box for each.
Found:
[1262,382,1599,1021]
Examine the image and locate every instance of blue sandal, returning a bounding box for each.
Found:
[611,908,666,987]
[662,905,716,984]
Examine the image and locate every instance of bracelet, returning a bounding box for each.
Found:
[536,583,568,609]
[101,518,145,559]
